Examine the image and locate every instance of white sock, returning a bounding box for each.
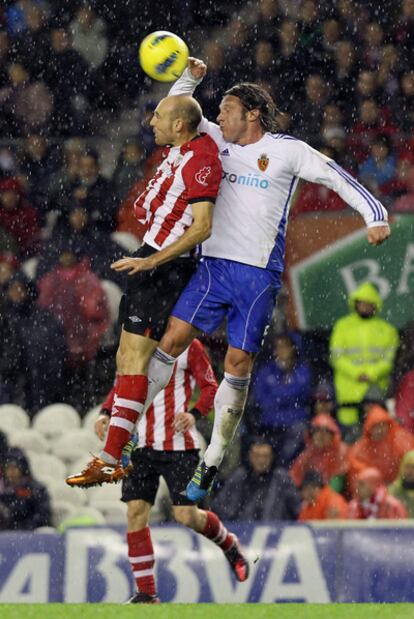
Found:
[203,372,250,468]
[143,347,176,413]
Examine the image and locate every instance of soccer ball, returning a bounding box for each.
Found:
[139,31,189,82]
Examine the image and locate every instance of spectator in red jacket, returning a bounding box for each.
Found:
[347,405,414,489]
[348,467,407,519]
[37,243,109,366]
[395,369,414,434]
[0,177,40,256]
[290,414,348,492]
[298,470,348,521]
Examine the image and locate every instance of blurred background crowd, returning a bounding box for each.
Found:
[1,0,414,529]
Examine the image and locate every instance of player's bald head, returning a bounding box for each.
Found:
[162,95,202,132]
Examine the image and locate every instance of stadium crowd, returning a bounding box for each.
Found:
[1,0,414,528]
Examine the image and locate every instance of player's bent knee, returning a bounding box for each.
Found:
[127,500,151,530]
[224,348,254,376]
[160,318,196,358]
[117,331,158,374]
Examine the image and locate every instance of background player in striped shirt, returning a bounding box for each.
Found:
[95,339,249,604]
[110,57,391,502]
[66,94,222,487]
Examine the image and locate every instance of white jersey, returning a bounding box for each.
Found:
[170,71,388,271]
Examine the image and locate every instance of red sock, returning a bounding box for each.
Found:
[127,528,156,596]
[103,375,148,460]
[202,511,234,553]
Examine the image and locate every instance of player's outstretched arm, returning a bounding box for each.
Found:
[284,140,391,245]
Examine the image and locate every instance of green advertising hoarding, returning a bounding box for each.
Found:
[290,215,414,329]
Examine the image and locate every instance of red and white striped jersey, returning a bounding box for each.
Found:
[137,339,217,451]
[134,133,222,250]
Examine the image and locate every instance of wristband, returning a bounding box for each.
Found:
[190,407,203,421]
[100,408,111,418]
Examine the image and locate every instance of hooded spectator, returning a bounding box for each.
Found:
[388,450,414,517]
[0,177,40,256]
[359,385,389,434]
[330,282,399,432]
[290,414,348,492]
[0,272,67,414]
[348,467,407,519]
[298,469,348,521]
[247,332,312,466]
[347,406,414,488]
[0,448,51,530]
[211,439,301,521]
[37,244,109,366]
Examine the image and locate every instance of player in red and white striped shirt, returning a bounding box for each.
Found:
[66,95,222,488]
[95,339,249,604]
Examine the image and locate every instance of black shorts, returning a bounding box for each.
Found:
[121,448,200,506]
[118,244,198,341]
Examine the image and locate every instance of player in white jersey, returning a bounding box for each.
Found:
[105,58,391,502]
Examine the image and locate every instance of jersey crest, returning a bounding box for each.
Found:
[258,153,269,172]
[195,166,211,186]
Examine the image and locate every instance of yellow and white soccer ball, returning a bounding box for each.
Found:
[139,31,189,82]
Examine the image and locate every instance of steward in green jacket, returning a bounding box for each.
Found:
[330,282,399,432]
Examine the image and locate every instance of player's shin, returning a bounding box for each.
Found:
[100,375,148,463]
[143,348,176,413]
[203,373,250,468]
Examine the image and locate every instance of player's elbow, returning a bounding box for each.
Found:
[195,220,212,242]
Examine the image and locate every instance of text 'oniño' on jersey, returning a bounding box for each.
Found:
[133,133,222,250]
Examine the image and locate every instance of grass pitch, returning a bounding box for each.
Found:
[0,604,413,619]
